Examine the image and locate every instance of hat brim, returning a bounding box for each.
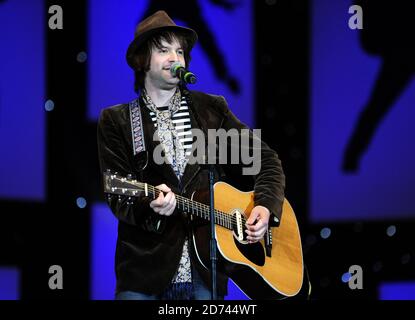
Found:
[126,25,198,70]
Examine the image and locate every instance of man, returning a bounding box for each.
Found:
[97,10,285,300]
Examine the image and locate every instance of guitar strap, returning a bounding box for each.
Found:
[129,98,146,155]
[129,97,165,233]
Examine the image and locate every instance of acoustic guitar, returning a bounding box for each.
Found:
[103,171,304,299]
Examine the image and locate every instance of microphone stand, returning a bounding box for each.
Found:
[199,157,218,300]
[207,163,217,300]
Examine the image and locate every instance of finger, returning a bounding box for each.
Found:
[246,231,265,242]
[163,192,173,206]
[167,192,177,209]
[161,199,175,215]
[161,197,174,212]
[246,211,259,225]
[156,184,171,193]
[246,221,262,231]
[156,191,165,206]
[246,234,259,243]
[168,194,176,210]
[245,229,261,238]
[151,205,161,214]
[169,195,177,210]
[150,192,164,209]
[248,219,266,232]
[162,203,175,216]
[246,224,267,237]
[156,193,177,216]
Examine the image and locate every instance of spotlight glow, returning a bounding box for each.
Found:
[386,225,396,237]
[320,227,331,239]
[76,197,87,209]
[45,100,55,111]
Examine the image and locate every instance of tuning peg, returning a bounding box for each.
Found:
[127,174,132,180]
[106,194,112,201]
[106,169,111,173]
[118,195,122,202]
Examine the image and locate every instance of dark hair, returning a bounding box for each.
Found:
[133,30,192,93]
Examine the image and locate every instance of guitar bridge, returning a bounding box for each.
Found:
[235,210,244,241]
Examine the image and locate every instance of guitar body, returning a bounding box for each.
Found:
[191,181,304,299]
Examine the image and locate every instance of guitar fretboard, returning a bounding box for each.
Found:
[104,172,247,230]
[148,184,236,230]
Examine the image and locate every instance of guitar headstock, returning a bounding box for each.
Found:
[103,170,144,197]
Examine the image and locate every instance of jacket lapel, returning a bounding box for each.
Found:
[180,91,223,193]
[180,109,203,192]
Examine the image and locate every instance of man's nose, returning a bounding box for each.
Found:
[168,51,178,61]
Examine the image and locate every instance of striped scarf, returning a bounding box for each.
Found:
[142,88,187,179]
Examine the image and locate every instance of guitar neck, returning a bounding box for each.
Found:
[103,172,233,229]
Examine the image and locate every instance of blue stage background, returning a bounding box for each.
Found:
[310,0,415,222]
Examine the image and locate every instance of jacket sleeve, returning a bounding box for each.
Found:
[216,96,286,223]
[97,107,159,230]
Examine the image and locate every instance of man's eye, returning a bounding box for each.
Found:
[177,50,184,55]
[159,48,167,53]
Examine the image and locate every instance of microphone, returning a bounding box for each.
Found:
[170,62,197,84]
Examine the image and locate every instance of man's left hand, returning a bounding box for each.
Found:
[245,206,271,243]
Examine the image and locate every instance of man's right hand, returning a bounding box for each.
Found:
[149,184,177,216]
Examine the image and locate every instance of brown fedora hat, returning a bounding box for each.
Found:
[126,10,198,70]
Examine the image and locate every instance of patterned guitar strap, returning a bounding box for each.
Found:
[129,97,146,155]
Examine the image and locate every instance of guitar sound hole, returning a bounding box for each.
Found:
[233,236,265,266]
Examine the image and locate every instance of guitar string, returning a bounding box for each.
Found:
[148,185,246,227]
[109,183,247,228]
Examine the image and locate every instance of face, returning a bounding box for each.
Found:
[145,37,186,90]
